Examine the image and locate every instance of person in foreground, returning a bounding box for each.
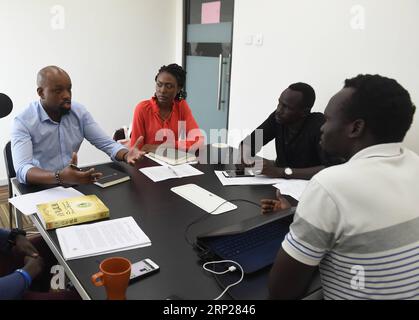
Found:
[240,83,339,180]
[11,66,145,186]
[130,63,204,153]
[0,229,80,300]
[264,74,418,300]
[1,96,79,300]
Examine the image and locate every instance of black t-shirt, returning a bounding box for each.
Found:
[244,111,333,168]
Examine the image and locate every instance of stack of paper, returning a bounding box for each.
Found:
[9,187,84,216]
[56,217,151,260]
[213,170,309,200]
[145,153,198,166]
[147,148,197,166]
[140,164,204,182]
[273,180,309,201]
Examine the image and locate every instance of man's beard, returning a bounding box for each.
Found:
[59,102,71,116]
[59,107,70,116]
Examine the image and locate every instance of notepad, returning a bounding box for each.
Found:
[148,148,197,166]
[171,184,237,215]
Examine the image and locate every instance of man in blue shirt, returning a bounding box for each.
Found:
[11,66,145,185]
[1,96,78,299]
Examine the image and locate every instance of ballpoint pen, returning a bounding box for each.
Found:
[70,164,83,171]
[99,173,117,180]
[167,166,178,177]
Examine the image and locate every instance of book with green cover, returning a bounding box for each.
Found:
[36,195,110,230]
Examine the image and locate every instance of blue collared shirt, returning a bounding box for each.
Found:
[11,101,127,184]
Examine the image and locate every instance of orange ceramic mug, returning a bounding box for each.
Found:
[91,257,131,300]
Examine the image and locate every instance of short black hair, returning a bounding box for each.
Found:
[155,64,187,100]
[343,74,416,143]
[288,82,316,110]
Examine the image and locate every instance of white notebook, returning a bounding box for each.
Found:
[171,184,237,215]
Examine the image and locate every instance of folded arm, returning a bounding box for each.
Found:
[262,159,324,180]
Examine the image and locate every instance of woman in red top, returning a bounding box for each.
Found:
[130,64,204,152]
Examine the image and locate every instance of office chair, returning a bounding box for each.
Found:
[3,141,16,229]
[113,126,131,148]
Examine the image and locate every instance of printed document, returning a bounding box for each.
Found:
[273,180,309,201]
[56,217,151,260]
[140,164,203,182]
[9,187,84,216]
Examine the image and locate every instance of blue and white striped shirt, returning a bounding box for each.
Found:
[282,143,419,300]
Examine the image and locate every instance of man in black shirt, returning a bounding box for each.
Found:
[240,82,334,180]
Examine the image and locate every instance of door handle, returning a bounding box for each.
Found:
[217,54,226,111]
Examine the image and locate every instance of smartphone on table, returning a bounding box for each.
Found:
[222,168,256,178]
[129,258,160,283]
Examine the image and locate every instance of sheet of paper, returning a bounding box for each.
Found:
[9,187,84,216]
[202,1,221,24]
[273,180,310,201]
[140,164,204,182]
[214,170,283,186]
[56,217,151,260]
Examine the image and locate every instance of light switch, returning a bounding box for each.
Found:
[255,34,264,46]
[245,35,253,45]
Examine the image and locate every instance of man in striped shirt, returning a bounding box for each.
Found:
[263,74,418,300]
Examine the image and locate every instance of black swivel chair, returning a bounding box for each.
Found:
[3,141,16,229]
[113,126,131,148]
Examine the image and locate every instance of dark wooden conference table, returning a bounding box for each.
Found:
[13,147,321,300]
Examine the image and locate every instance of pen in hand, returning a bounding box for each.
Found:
[70,164,83,171]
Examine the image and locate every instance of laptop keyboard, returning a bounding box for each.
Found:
[209,219,289,258]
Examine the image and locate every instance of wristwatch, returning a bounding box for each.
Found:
[8,228,27,246]
[284,167,293,178]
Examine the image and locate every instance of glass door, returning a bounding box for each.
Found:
[184,0,234,144]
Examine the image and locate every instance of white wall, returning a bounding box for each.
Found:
[2,0,418,183]
[229,0,419,159]
[0,0,182,184]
